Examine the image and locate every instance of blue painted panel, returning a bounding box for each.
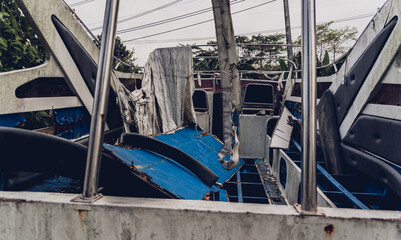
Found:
[292,139,368,209]
[154,127,244,183]
[0,113,25,128]
[104,144,228,201]
[317,163,369,209]
[285,101,302,119]
[54,107,89,139]
[27,176,82,193]
[103,127,243,201]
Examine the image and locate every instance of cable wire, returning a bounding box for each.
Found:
[70,0,95,8]
[126,12,375,44]
[114,0,245,34]
[123,0,278,43]
[90,0,185,31]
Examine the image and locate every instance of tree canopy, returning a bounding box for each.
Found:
[95,35,138,73]
[323,24,358,61]
[1,0,137,74]
[193,23,358,78]
[193,33,287,74]
[0,0,44,72]
[296,21,358,63]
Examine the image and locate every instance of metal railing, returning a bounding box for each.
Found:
[301,0,317,213]
[80,0,120,201]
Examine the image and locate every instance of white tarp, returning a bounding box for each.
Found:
[130,47,197,135]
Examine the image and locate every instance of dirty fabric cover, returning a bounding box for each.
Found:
[130,47,197,135]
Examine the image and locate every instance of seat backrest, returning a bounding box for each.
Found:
[242,84,274,110]
[193,90,208,112]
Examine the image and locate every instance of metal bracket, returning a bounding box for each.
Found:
[71,193,103,203]
[294,204,326,216]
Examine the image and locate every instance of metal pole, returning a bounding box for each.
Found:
[82,0,120,200]
[301,0,317,212]
[283,0,294,61]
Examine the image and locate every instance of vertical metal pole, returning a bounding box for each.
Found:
[301,0,317,212]
[82,0,120,200]
[283,0,294,61]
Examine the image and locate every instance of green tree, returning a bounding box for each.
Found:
[95,35,138,73]
[294,22,358,77]
[322,24,358,61]
[0,0,44,72]
[322,50,330,66]
[239,33,286,70]
[295,22,358,63]
[315,22,331,63]
[22,111,53,130]
[192,42,219,71]
[192,33,286,75]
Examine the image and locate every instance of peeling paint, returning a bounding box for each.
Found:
[200,132,209,137]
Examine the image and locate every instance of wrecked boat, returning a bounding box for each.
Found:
[0,0,400,218]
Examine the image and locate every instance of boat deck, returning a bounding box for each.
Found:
[5,158,287,205]
[225,159,286,205]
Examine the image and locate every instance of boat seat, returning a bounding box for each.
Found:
[341,143,401,198]
[317,90,343,174]
[193,90,208,113]
[333,17,398,125]
[343,115,401,167]
[242,84,274,114]
[318,90,401,198]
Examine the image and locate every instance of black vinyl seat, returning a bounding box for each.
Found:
[193,90,208,112]
[242,84,274,114]
[316,17,401,198]
[318,89,401,198]
[0,127,168,198]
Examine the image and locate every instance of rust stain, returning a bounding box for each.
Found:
[324,224,334,235]
[203,191,213,200]
[203,191,219,201]
[74,209,89,224]
[117,144,134,150]
[212,134,224,144]
[200,132,209,137]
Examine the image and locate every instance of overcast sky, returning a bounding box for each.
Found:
[65,0,388,66]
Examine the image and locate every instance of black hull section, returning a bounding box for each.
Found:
[0,127,169,198]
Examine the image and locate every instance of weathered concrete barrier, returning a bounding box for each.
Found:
[0,192,400,239]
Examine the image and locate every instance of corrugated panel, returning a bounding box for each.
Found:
[104,127,244,201]
[153,127,244,183]
[104,144,227,201]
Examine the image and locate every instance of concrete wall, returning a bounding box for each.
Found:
[0,192,400,240]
